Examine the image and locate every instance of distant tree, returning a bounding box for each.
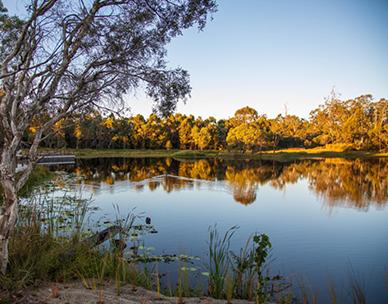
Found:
[144,113,162,148]
[269,114,306,148]
[191,125,201,149]
[308,93,387,150]
[368,99,388,150]
[165,140,173,150]
[226,106,270,151]
[227,106,258,128]
[178,116,193,149]
[198,126,212,150]
[130,114,147,149]
[165,113,181,148]
[111,117,132,149]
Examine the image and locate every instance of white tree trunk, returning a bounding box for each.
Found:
[0,195,18,274]
[0,148,19,274]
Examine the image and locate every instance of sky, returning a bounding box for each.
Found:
[3,0,388,119]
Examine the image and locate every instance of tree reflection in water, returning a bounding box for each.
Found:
[54,157,387,209]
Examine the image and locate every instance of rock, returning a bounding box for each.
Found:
[50,284,60,298]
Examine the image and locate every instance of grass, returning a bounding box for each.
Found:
[34,147,387,161]
[205,226,283,302]
[172,150,217,159]
[207,225,238,299]
[33,147,177,158]
[230,234,256,299]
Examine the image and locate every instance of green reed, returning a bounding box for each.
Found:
[207,225,238,298]
[349,276,366,304]
[205,225,276,302]
[229,234,256,299]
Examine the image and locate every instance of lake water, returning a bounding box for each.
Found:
[49,157,388,303]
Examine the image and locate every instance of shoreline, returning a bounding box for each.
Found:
[35,148,388,161]
[21,281,257,304]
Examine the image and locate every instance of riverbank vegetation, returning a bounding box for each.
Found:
[23,94,387,153]
[37,147,387,161]
[0,191,148,301]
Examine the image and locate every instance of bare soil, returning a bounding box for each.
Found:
[16,281,256,304]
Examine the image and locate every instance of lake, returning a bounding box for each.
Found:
[48,157,388,303]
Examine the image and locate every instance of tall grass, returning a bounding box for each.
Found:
[177,262,191,300]
[290,273,370,304]
[349,276,366,304]
[18,189,92,237]
[206,226,278,302]
[229,234,256,299]
[0,186,148,301]
[328,281,338,304]
[207,225,238,298]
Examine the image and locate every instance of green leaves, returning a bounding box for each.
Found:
[207,225,239,299]
[252,233,272,303]
[0,0,24,61]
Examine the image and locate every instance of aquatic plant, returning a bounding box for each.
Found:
[348,274,366,304]
[205,226,290,302]
[327,280,338,304]
[229,234,256,299]
[206,225,238,298]
[253,233,272,303]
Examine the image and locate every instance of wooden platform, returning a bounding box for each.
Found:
[37,155,76,165]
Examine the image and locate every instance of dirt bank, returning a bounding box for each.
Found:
[17,281,259,304]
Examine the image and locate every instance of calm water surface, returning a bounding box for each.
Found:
[50,157,388,303]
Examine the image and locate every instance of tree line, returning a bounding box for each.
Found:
[24,94,387,151]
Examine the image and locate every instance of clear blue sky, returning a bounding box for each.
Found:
[4,0,388,119]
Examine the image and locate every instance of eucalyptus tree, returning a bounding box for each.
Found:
[0,0,216,273]
[178,116,193,149]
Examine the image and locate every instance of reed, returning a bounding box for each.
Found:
[207,225,238,298]
[349,276,366,304]
[229,234,256,299]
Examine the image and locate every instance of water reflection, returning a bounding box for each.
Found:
[54,157,387,209]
